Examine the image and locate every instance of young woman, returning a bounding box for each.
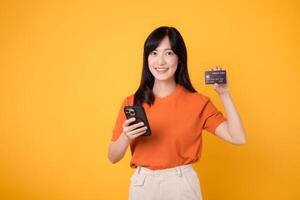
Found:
[108,26,246,200]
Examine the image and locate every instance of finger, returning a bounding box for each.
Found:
[132,126,148,135]
[123,117,136,127]
[131,130,147,139]
[128,126,148,136]
[127,122,145,132]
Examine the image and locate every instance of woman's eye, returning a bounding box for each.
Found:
[166,51,174,55]
[150,51,157,55]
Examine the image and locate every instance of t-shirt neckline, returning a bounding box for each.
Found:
[154,84,182,102]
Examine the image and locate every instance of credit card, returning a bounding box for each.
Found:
[205,70,227,84]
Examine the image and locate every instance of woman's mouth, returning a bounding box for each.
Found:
[155,67,169,73]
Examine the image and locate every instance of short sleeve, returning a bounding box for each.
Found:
[111,96,130,142]
[201,98,227,134]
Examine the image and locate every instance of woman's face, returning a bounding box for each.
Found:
[148,36,179,82]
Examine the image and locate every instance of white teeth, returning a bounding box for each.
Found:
[155,68,168,72]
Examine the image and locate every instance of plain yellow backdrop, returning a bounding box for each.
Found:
[0,0,299,199]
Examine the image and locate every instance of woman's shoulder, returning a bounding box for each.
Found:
[121,94,135,106]
[181,86,210,103]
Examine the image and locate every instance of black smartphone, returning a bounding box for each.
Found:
[123,106,152,136]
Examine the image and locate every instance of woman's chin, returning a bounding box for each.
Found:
[153,75,174,82]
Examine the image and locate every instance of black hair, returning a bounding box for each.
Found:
[134,26,197,106]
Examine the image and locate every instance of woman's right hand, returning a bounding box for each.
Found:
[122,117,148,141]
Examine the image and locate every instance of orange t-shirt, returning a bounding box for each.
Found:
[111,84,227,170]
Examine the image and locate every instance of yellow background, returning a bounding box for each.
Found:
[1,0,299,199]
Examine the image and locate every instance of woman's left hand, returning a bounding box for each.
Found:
[209,66,230,95]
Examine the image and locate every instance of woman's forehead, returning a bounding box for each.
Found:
[155,37,172,50]
[154,47,172,52]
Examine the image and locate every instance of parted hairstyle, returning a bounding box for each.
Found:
[134,26,197,106]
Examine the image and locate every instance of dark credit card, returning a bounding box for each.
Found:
[205,70,227,84]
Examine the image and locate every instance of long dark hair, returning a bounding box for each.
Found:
[134,26,197,106]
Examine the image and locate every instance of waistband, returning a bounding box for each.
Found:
[136,164,193,177]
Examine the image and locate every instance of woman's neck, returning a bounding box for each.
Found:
[152,79,177,98]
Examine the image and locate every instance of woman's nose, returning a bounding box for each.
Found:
[157,55,166,65]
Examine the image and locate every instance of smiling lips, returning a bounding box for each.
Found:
[155,67,169,73]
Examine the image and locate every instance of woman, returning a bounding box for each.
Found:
[108,26,246,200]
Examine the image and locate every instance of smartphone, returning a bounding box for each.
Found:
[123,106,152,136]
[205,70,227,84]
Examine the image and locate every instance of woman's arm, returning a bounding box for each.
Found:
[108,132,130,163]
[216,92,246,145]
[211,67,246,145]
[108,118,148,163]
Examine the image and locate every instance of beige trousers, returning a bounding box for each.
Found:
[129,164,202,200]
